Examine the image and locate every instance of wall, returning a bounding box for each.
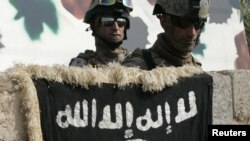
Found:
[210,70,250,124]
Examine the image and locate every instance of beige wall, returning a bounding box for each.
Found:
[210,70,250,124]
[0,74,27,140]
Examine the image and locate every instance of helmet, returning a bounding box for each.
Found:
[84,0,133,29]
[153,0,210,19]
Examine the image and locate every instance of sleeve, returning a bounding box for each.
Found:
[69,57,88,67]
[69,51,95,67]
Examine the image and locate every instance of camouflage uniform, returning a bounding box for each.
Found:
[240,0,250,54]
[122,33,201,70]
[70,44,128,67]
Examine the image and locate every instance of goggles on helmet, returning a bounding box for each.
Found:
[97,0,132,10]
[100,17,127,27]
[171,15,206,29]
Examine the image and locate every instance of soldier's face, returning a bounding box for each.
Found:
[159,15,202,52]
[96,15,125,43]
[172,23,201,52]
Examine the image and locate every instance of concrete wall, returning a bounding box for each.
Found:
[0,70,250,140]
[210,70,250,124]
[0,91,27,141]
[0,73,27,141]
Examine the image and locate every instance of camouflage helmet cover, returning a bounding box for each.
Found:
[153,0,210,19]
[84,0,133,26]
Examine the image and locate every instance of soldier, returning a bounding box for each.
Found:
[122,0,210,70]
[69,0,133,67]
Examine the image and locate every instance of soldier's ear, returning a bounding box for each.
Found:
[89,15,100,36]
[158,15,167,30]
